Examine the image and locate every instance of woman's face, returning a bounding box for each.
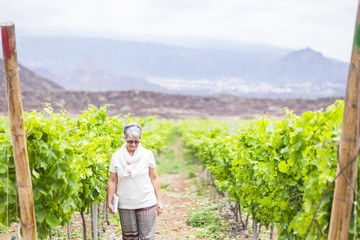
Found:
[125,135,141,152]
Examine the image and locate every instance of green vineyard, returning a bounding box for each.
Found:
[0,105,174,238]
[1,100,360,239]
[178,100,360,239]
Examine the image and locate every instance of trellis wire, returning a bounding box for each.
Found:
[354,181,358,240]
[123,116,126,127]
[229,119,233,137]
[3,67,11,227]
[6,139,9,226]
[3,67,22,237]
[356,62,359,238]
[17,220,21,239]
[354,63,359,240]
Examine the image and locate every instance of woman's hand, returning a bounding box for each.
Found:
[107,172,117,214]
[108,202,115,214]
[156,200,163,216]
[150,168,163,216]
[107,172,118,214]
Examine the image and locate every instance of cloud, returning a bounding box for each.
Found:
[0,0,357,61]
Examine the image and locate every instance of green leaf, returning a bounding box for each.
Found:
[63,203,72,214]
[36,209,46,222]
[278,161,288,173]
[286,179,297,186]
[280,146,289,154]
[47,149,58,162]
[0,162,7,174]
[45,214,59,228]
[34,130,43,140]
[32,168,40,179]
[37,184,49,196]
[304,198,312,213]
[51,181,62,191]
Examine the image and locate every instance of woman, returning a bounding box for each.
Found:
[107,122,163,240]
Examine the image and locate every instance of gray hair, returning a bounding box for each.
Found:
[123,122,142,139]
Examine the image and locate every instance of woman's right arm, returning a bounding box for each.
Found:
[107,172,118,214]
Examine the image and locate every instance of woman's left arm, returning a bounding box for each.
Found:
[149,167,163,216]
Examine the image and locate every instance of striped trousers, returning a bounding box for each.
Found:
[118,205,157,240]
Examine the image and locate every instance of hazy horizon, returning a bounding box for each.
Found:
[0,0,357,62]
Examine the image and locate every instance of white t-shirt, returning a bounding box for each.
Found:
[109,147,157,209]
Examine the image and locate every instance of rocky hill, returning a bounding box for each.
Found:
[245,48,348,97]
[0,59,63,92]
[251,48,347,85]
[55,62,168,91]
[0,50,345,119]
[0,89,342,119]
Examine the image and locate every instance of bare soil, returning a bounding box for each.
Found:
[0,90,341,118]
[156,174,199,239]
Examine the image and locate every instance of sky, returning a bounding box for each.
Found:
[0,0,358,61]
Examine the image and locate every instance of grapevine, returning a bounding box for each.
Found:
[0,105,174,238]
[178,100,360,239]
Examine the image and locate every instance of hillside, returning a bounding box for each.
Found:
[55,62,168,91]
[0,59,63,92]
[0,90,341,119]
[16,37,285,79]
[245,48,348,97]
[0,61,342,118]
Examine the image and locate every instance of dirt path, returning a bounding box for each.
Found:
[156,174,198,239]
[155,136,207,239]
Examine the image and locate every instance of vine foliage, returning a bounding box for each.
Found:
[0,105,173,238]
[179,100,359,239]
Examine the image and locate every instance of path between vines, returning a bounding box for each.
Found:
[155,137,219,239]
[0,136,270,240]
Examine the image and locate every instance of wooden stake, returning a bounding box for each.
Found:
[1,22,37,239]
[328,3,360,239]
[91,204,99,240]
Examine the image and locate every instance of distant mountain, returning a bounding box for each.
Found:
[0,59,63,92]
[148,48,348,98]
[128,36,292,56]
[56,62,167,92]
[251,48,347,85]
[14,36,288,79]
[0,36,349,98]
[246,48,348,97]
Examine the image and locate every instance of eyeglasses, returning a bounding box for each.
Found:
[127,140,141,145]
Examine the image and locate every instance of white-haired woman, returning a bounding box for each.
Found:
[107,122,163,240]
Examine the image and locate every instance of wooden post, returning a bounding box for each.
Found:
[328,3,360,239]
[91,204,99,240]
[1,22,37,239]
[229,119,233,137]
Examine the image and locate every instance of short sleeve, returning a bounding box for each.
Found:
[109,152,118,173]
[149,151,156,168]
